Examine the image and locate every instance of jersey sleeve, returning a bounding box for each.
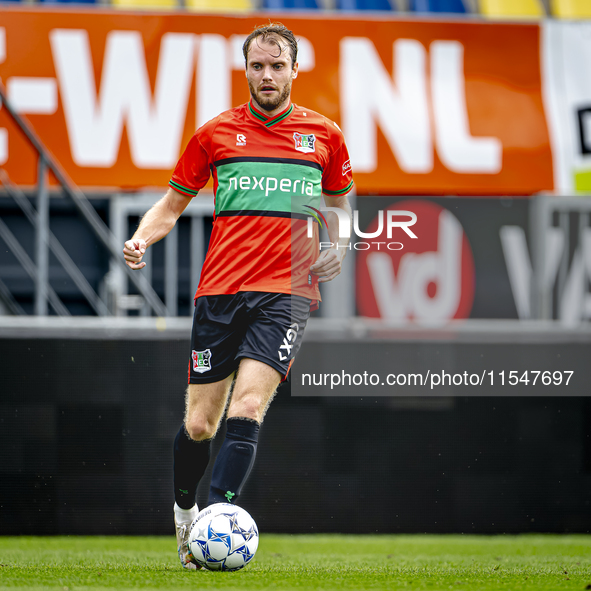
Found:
[169,123,214,197]
[321,123,354,197]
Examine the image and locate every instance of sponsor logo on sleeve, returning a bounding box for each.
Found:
[342,159,351,176]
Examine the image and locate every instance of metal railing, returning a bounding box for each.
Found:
[0,81,167,317]
[107,193,213,317]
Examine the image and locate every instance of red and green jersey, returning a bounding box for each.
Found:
[169,100,354,302]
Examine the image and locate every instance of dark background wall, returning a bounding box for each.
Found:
[1,337,590,535]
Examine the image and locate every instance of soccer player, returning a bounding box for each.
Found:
[123,23,353,570]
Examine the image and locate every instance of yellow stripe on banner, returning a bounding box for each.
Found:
[551,0,591,18]
[480,0,545,18]
[185,0,253,12]
[574,170,591,192]
[112,0,179,9]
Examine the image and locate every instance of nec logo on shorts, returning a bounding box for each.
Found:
[278,323,299,361]
[192,349,212,373]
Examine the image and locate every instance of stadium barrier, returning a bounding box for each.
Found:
[1,318,590,534]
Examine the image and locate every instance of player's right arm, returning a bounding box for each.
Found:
[123,187,192,270]
[124,118,214,269]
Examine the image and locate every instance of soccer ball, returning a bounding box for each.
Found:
[187,503,259,571]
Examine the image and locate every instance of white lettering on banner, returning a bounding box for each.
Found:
[366,210,462,326]
[341,37,432,174]
[499,226,535,319]
[230,35,247,69]
[50,29,194,168]
[499,225,591,325]
[47,29,316,168]
[0,27,7,166]
[0,121,5,166]
[0,27,5,63]
[500,226,563,320]
[7,78,58,114]
[340,37,503,175]
[560,248,586,325]
[430,41,502,173]
[197,35,230,128]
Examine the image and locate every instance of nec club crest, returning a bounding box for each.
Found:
[294,133,316,154]
[192,349,212,373]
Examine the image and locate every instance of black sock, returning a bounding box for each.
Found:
[209,417,259,505]
[173,424,212,509]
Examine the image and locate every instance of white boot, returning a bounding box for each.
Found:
[174,503,200,570]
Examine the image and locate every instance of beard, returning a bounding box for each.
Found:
[248,77,292,112]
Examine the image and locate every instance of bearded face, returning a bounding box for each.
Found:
[245,37,298,115]
[247,75,293,112]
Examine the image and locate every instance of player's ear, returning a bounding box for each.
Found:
[292,62,299,79]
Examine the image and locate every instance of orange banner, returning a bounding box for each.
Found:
[0,8,553,194]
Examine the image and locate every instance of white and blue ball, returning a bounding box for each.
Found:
[188,503,259,571]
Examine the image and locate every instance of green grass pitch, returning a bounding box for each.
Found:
[1,535,590,590]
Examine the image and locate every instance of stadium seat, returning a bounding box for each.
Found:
[111,0,178,8]
[480,0,545,18]
[262,0,319,8]
[336,0,394,9]
[186,0,253,10]
[551,0,591,18]
[409,0,467,12]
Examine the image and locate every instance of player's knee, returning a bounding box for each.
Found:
[185,417,217,441]
[228,396,261,422]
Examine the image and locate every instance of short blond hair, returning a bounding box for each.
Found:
[243,23,298,69]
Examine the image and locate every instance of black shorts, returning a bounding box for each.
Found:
[188,292,311,384]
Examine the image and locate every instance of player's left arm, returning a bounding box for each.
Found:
[310,119,354,282]
[310,193,352,283]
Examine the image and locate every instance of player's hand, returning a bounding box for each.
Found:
[310,248,344,283]
[123,239,147,270]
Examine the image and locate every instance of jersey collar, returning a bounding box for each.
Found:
[248,100,294,128]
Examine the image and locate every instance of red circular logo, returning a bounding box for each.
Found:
[356,200,475,325]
